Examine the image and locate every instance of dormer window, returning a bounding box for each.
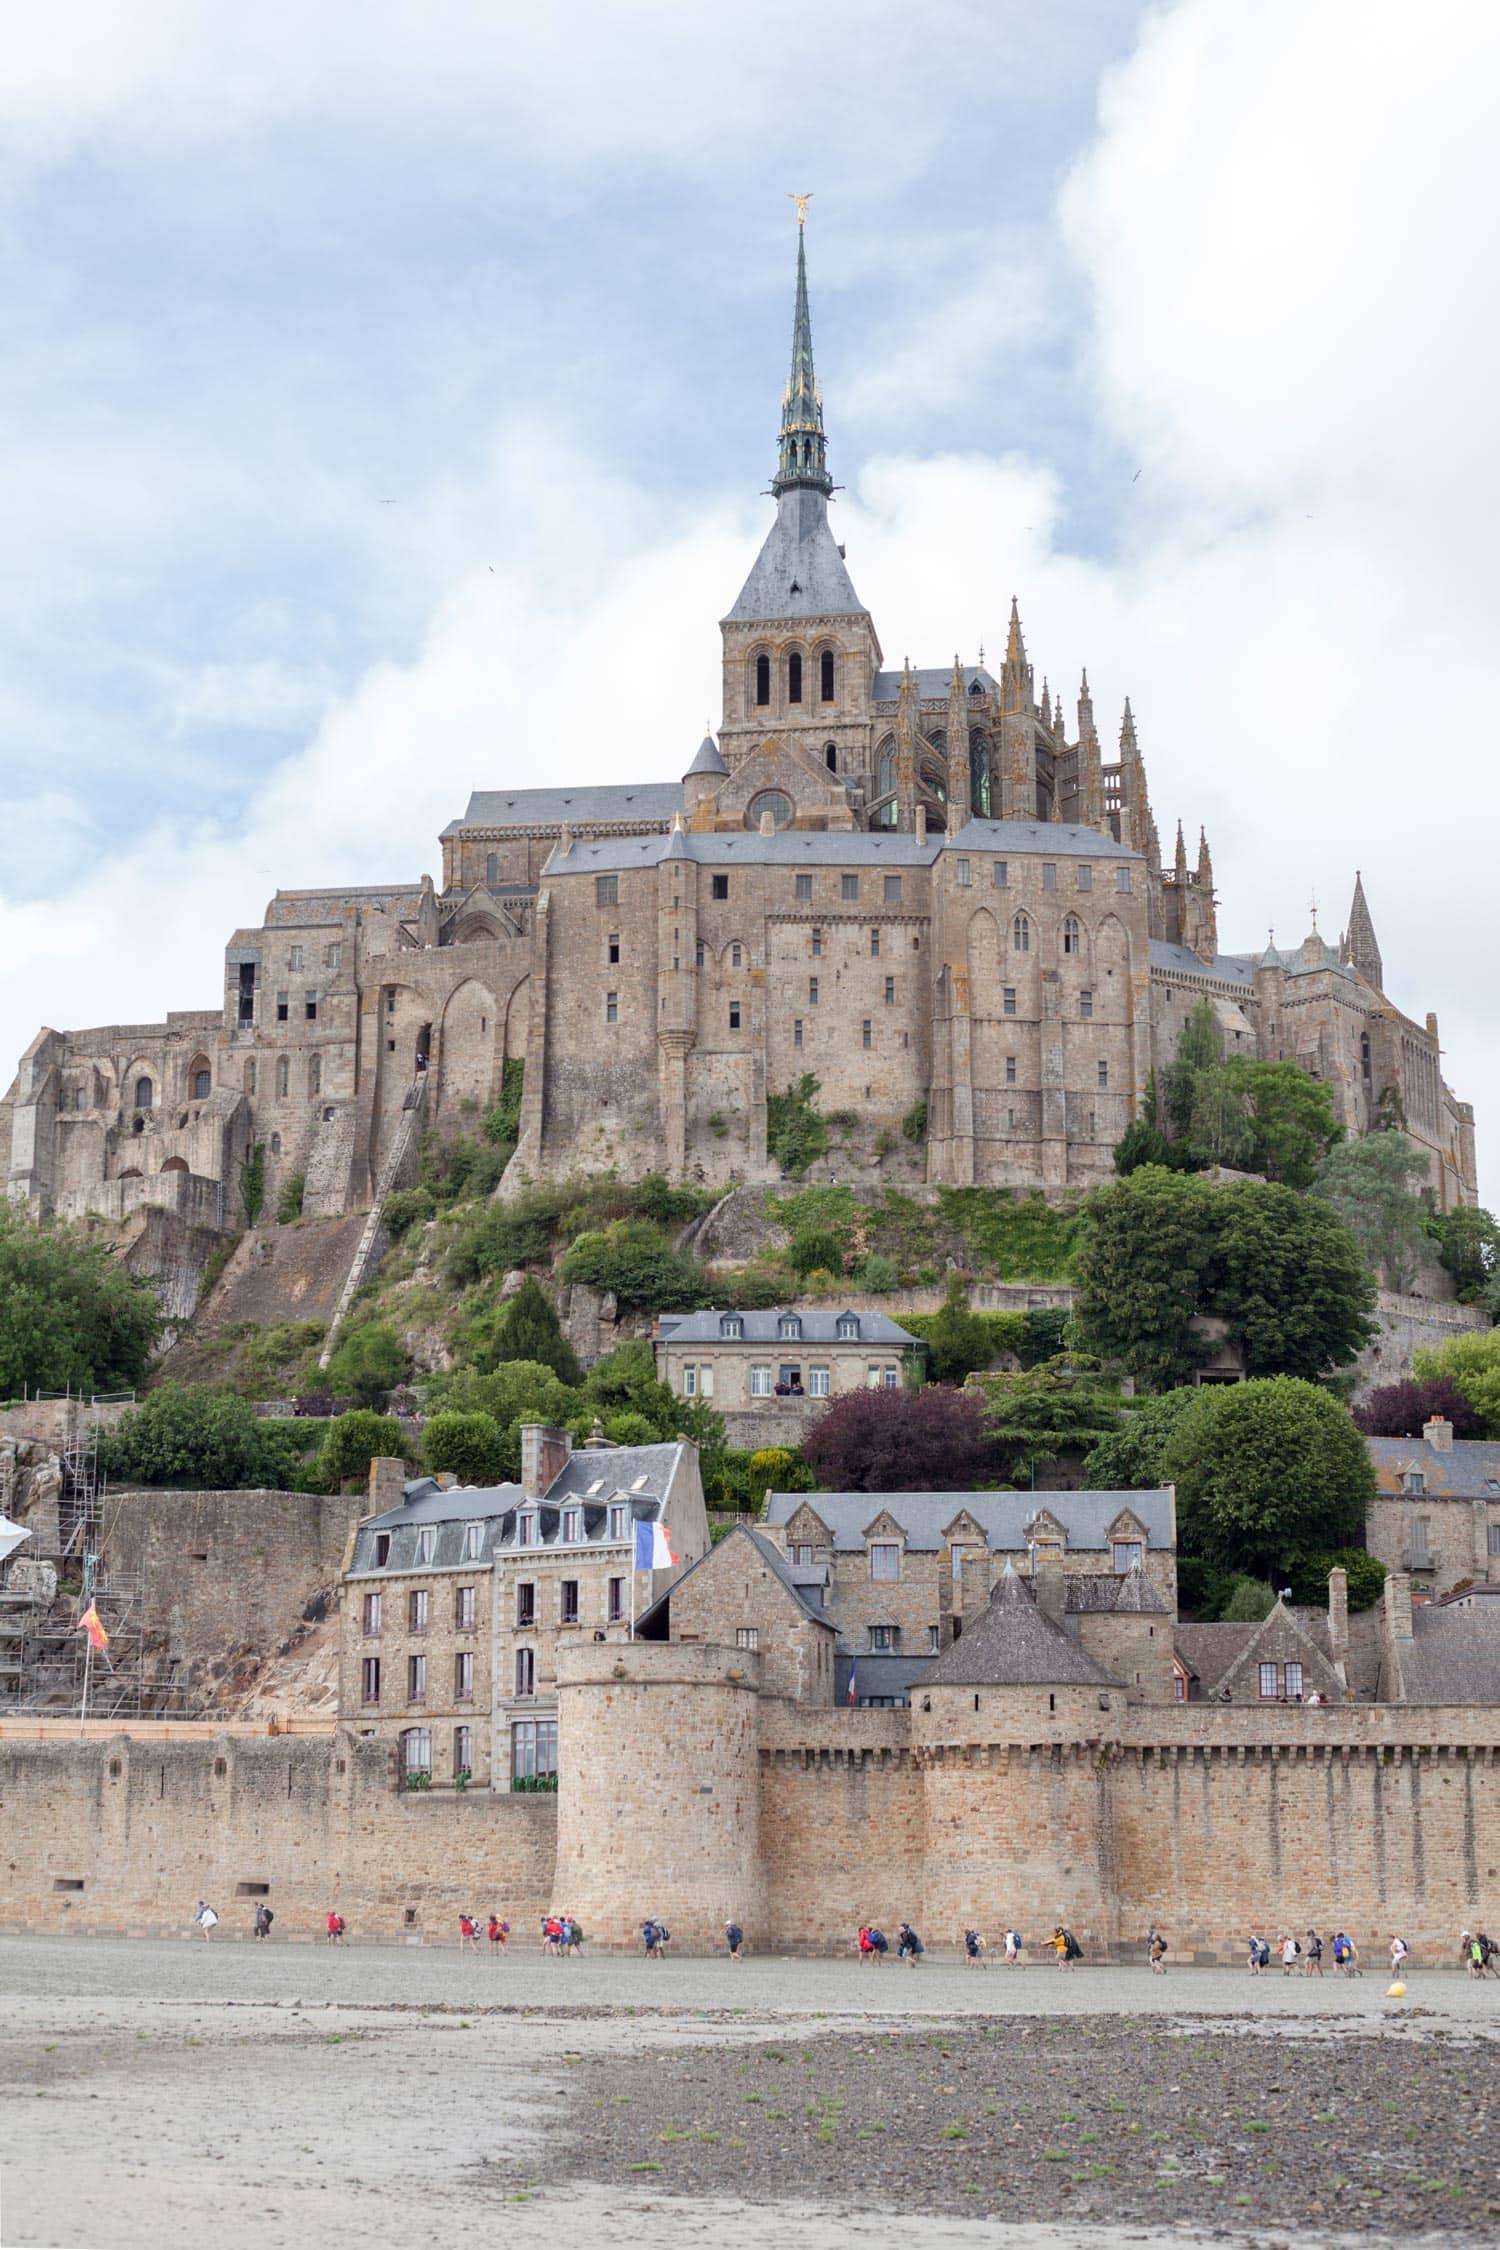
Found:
[463,1523,482,1560]
[1112,1540,1143,1573]
[836,1313,860,1341]
[1402,1469,1426,1496]
[516,1512,537,1548]
[561,1507,582,1543]
[608,1504,627,1542]
[374,1534,391,1569]
[416,1528,436,1565]
[721,1315,744,1341]
[778,1314,802,1340]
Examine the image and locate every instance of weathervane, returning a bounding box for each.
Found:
[789,191,813,227]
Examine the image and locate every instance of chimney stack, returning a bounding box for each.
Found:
[520,1423,573,1499]
[1384,1569,1413,1642]
[1031,1544,1066,1626]
[1423,1414,1454,1453]
[366,1456,407,1513]
[1326,1565,1349,1685]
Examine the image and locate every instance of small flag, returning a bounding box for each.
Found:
[77,1602,108,1655]
[846,1660,857,1707]
[633,1518,676,1571]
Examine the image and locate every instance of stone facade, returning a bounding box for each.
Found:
[655,1306,920,1414]
[3,231,1477,1221]
[1365,1422,1500,1598]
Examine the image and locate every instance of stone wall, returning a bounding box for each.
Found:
[0,1731,555,1939]
[1353,1289,1489,1402]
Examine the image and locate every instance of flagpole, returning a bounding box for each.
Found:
[80,1628,93,1734]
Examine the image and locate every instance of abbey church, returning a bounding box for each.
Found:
[2,228,1478,1226]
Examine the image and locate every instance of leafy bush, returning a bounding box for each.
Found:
[420,1132,510,1206]
[766,1074,829,1177]
[324,1322,409,1408]
[484,1056,525,1148]
[802,1385,1001,1493]
[934,1188,1081,1282]
[1289,1548,1387,1611]
[1424,1204,1500,1304]
[383,1187,437,1240]
[319,1410,406,1490]
[1353,1375,1483,1440]
[1411,1330,1500,1435]
[1082,1387,1203,1489]
[558,1221,707,1313]
[445,1201,555,1286]
[276,1172,305,1224]
[787,1228,848,1280]
[632,1172,715,1228]
[1161,1376,1376,1580]
[709,1263,798,1310]
[422,1411,506,1486]
[1219,1576,1276,1622]
[745,1446,815,1500]
[853,1253,900,1292]
[0,1203,162,1398]
[99,1383,316,1491]
[901,1099,928,1144]
[239,1143,266,1226]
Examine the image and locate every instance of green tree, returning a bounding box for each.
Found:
[100,1383,271,1489]
[969,1363,1122,1483]
[787,1228,849,1279]
[924,1274,997,1385]
[1082,1387,1202,1488]
[1288,1548,1387,1611]
[484,1056,525,1147]
[0,1203,162,1399]
[1161,1376,1375,1580]
[1161,999,1254,1166]
[1073,1167,1375,1390]
[325,1322,409,1408]
[1219,1576,1276,1622]
[1226,1059,1343,1188]
[1425,1204,1500,1305]
[276,1172,305,1223]
[558,1221,706,1313]
[766,1074,829,1177]
[745,1446,815,1501]
[319,1410,406,1490]
[1312,1129,1430,1288]
[422,1411,506,1486]
[1411,1330,1500,1435]
[461,1276,582,1384]
[239,1143,266,1226]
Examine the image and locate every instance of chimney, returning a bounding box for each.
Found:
[1383,1569,1413,1642]
[915,804,928,844]
[1423,1414,1454,1453]
[366,1456,407,1513]
[1326,1564,1348,1685]
[520,1423,573,1499]
[1031,1544,1066,1626]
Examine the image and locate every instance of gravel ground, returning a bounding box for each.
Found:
[521,2013,1500,2241]
[1,1939,1495,2250]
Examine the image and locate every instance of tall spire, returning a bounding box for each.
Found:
[1344,869,1383,990]
[772,213,832,498]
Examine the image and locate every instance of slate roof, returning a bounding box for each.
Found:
[1173,1605,1335,1694]
[919,1565,1121,1688]
[1367,1437,1500,1500]
[349,1442,685,1575]
[658,1307,918,1347]
[546,829,940,874]
[633,1523,832,1637]
[872,666,997,701]
[945,817,1135,860]
[1398,1587,1500,1705]
[444,783,683,836]
[1149,939,1257,988]
[724,487,868,623]
[835,1651,929,1704]
[763,1487,1174,1553]
[687,734,727,776]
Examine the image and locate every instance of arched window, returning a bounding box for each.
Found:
[730,942,743,970]
[133,1077,153,1110]
[820,650,835,702]
[192,1068,211,1100]
[787,652,803,704]
[745,790,793,832]
[825,742,838,772]
[970,732,992,818]
[877,746,896,801]
[1012,912,1031,953]
[244,1060,256,1097]
[485,852,498,885]
[309,1055,322,1097]
[1062,914,1081,956]
[754,653,770,707]
[270,1132,282,1154]
[275,1056,289,1100]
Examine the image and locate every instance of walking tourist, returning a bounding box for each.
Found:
[1303,1929,1323,1976]
[325,1909,346,1945]
[1147,1928,1167,1974]
[252,1902,274,1941]
[458,1913,479,1951]
[1003,1927,1024,1966]
[1247,1932,1268,1974]
[1279,1932,1301,1975]
[724,1919,745,1960]
[487,1914,509,1956]
[896,1921,924,1965]
[1052,1926,1081,1967]
[194,1900,218,1940]
[1389,1933,1410,1974]
[963,1928,986,1967]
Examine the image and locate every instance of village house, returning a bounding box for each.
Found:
[654,1306,921,1413]
[1364,1417,1500,1598]
[338,1426,708,1788]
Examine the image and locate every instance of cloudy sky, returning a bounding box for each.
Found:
[3,0,1495,1195]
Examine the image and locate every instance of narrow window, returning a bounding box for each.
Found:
[417,1528,435,1564]
[1012,912,1030,952]
[808,1365,830,1397]
[461,1522,481,1560]
[363,1592,382,1635]
[608,933,620,964]
[1080,989,1093,1020]
[193,1068,211,1099]
[884,875,902,904]
[516,1513,537,1549]
[1005,1056,1016,1085]
[729,1000,742,1030]
[361,1657,381,1704]
[308,1055,321,1096]
[825,742,838,771]
[869,1542,901,1582]
[455,1651,474,1700]
[1116,866,1131,893]
[811,926,822,956]
[861,1020,872,1049]
[820,650,835,701]
[755,652,770,706]
[712,874,730,900]
[288,945,303,972]
[994,860,1008,888]
[516,1582,535,1627]
[841,874,859,901]
[607,1578,625,1623]
[795,873,813,903]
[453,1724,472,1778]
[1098,1059,1109,1089]
[305,990,318,1021]
[455,1586,475,1631]
[275,1057,289,1100]
[276,992,289,1023]
[608,1504,627,1540]
[596,874,619,906]
[1284,1662,1303,1700]
[883,976,894,1005]
[326,942,341,971]
[560,1507,581,1543]
[408,1654,427,1704]
[1077,864,1093,891]
[793,1018,803,1048]
[1042,864,1056,891]
[956,859,971,888]
[244,1060,256,1096]
[401,1727,431,1775]
[373,1533,391,1569]
[605,992,619,1024]
[808,977,819,1006]
[1003,987,1017,1016]
[1062,914,1081,956]
[486,852,498,885]
[870,928,880,957]
[788,651,803,704]
[515,1647,535,1696]
[1258,1663,1278,1700]
[408,1589,428,1633]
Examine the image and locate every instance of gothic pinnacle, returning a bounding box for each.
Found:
[772,214,832,499]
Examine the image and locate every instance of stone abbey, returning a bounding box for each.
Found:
[2,226,1478,1222]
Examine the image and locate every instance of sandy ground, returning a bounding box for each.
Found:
[0,1937,1494,2250]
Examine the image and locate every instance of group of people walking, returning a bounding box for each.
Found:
[1244,1930,1422,1977]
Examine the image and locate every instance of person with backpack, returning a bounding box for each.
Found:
[252,1902,274,1941]
[1003,1928,1024,1967]
[642,1920,661,1958]
[655,1920,672,1957]
[1148,1928,1167,1974]
[1389,1933,1410,1974]
[487,1914,509,1957]
[896,1922,924,1965]
[1052,1926,1081,1967]
[724,1919,745,1961]
[1247,1932,1267,1975]
[1304,1929,1323,1977]
[194,1901,218,1941]
[963,1928,986,1968]
[1477,1931,1498,1978]
[1463,1931,1484,1978]
[458,1913,479,1952]
[866,1925,888,1962]
[1279,1933,1301,1976]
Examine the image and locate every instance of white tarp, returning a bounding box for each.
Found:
[0,1514,32,1567]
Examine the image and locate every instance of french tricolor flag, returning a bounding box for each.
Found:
[634,1518,676,1570]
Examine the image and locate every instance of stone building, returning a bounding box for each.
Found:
[759,1484,1177,1705]
[654,1306,921,1414]
[1365,1420,1500,1598]
[338,1428,708,1789]
[2,223,1477,1221]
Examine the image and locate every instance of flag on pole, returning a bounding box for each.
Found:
[846,1659,857,1707]
[77,1602,108,1654]
[633,1518,676,1571]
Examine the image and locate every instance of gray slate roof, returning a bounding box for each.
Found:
[762,1487,1174,1554]
[1173,1605,1335,1694]
[946,817,1135,861]
[350,1442,684,1574]
[836,1650,928,1704]
[445,783,683,836]
[872,667,997,701]
[547,828,940,875]
[724,488,868,623]
[634,1522,832,1637]
[687,734,727,776]
[1399,1588,1500,1705]
[659,1307,918,1346]
[919,1565,1121,1688]
[1149,939,1257,988]
[1366,1437,1500,1499]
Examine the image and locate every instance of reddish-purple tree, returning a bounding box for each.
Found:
[800,1385,1002,1492]
[1352,1375,1482,1440]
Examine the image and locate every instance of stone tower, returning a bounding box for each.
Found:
[1342,870,1384,991]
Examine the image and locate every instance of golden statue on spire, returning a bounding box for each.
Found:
[789,191,813,227]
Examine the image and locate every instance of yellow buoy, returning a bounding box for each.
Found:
[1386,1980,1406,1998]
